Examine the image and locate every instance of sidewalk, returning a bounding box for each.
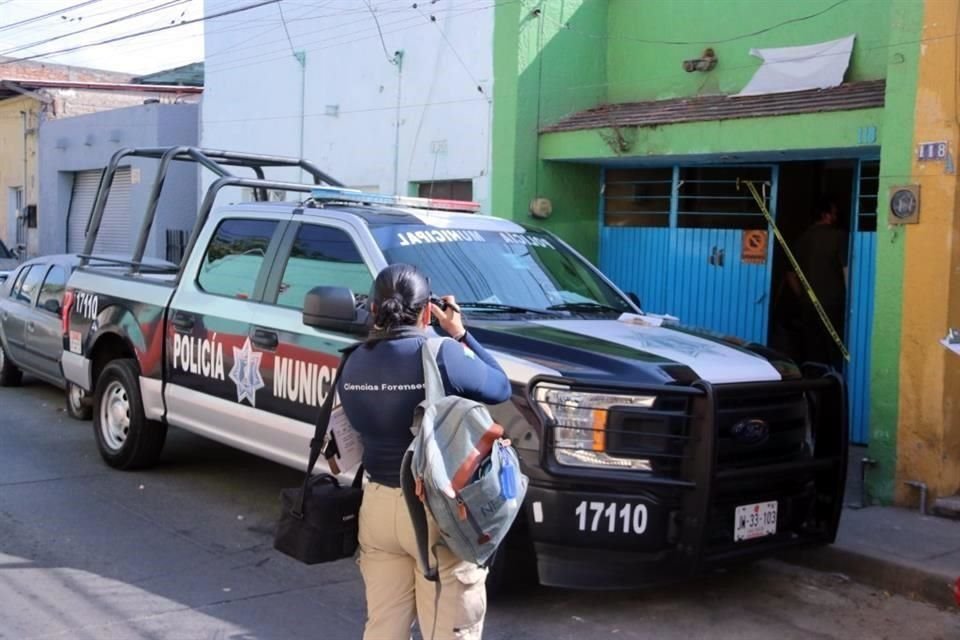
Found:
[785,447,960,610]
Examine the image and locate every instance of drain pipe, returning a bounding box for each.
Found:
[18,109,29,255]
[904,480,928,515]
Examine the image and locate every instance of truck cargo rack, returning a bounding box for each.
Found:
[79,146,343,278]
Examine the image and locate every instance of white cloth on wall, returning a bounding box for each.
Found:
[736,34,856,96]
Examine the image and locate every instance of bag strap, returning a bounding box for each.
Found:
[401,449,440,582]
[296,343,359,516]
[420,336,448,406]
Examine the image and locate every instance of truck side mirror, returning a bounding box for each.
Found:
[302,286,369,336]
[627,292,642,309]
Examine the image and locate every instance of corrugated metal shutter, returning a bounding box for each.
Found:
[67,168,132,255]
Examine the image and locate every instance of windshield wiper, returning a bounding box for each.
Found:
[458,302,557,315]
[546,301,624,314]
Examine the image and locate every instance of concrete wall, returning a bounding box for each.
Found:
[38,103,199,258]
[0,96,38,253]
[891,0,960,505]
[201,0,493,210]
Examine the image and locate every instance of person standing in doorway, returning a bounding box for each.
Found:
[787,196,848,368]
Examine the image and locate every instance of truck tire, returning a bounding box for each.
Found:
[0,342,22,387]
[93,359,166,469]
[65,382,93,420]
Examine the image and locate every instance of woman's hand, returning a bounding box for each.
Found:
[430,295,466,339]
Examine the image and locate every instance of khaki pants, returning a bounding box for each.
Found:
[358,482,488,640]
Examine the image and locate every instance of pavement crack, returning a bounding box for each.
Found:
[0,472,107,488]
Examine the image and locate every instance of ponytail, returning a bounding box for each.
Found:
[369,264,430,333]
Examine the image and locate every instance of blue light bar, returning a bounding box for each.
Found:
[310,187,480,213]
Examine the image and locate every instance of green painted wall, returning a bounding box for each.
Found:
[493,0,899,260]
[492,0,608,258]
[607,0,892,103]
[540,109,884,161]
[864,1,924,504]
[491,0,926,502]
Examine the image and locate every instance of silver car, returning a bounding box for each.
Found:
[0,255,92,418]
[1,254,176,418]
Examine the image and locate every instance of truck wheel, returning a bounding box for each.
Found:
[93,359,167,469]
[0,342,22,387]
[65,382,93,420]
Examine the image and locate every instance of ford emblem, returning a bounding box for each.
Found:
[731,418,769,445]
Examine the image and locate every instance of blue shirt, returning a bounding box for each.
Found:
[338,332,511,487]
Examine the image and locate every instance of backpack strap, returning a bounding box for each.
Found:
[401,449,440,582]
[420,336,448,406]
[401,336,450,583]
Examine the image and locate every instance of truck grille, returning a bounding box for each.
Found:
[604,388,810,477]
[715,388,809,469]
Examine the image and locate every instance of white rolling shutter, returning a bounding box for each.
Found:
[66,168,132,255]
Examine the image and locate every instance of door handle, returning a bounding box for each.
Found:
[171,312,195,332]
[26,321,35,333]
[251,328,279,350]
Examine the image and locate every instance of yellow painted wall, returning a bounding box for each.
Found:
[896,0,960,503]
[0,96,39,252]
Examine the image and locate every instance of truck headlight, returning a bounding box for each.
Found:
[532,382,656,470]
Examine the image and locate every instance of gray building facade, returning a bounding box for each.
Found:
[38,102,199,260]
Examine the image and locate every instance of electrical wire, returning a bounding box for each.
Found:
[363,0,398,64]
[0,0,105,34]
[533,0,853,46]
[207,0,514,75]
[277,0,297,55]
[0,0,192,57]
[414,2,485,94]
[0,0,278,65]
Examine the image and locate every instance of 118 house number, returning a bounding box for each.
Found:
[575,501,648,534]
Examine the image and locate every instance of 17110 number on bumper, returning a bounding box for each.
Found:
[575,500,648,535]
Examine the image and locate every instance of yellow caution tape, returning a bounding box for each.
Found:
[738,179,850,362]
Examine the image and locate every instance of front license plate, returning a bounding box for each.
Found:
[734,501,777,541]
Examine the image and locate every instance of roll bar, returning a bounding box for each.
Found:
[79,146,342,274]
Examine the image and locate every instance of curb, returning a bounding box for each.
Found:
[783,544,958,610]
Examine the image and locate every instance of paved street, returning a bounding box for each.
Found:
[1,380,957,640]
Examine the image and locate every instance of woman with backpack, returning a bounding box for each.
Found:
[338,263,511,640]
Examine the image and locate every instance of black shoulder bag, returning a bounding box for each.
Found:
[274,346,364,564]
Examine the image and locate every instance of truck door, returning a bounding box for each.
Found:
[252,218,376,467]
[165,216,287,443]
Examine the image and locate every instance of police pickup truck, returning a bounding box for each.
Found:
[62,147,847,590]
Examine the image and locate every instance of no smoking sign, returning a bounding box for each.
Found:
[741,230,768,264]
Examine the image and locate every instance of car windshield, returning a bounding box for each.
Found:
[0,238,11,259]
[371,224,633,316]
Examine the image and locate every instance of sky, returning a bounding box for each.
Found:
[0,0,207,74]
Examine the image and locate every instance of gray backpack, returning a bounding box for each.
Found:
[400,337,528,579]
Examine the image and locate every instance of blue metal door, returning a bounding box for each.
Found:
[846,159,879,444]
[600,165,776,344]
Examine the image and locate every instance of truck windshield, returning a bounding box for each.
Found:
[371,224,633,315]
